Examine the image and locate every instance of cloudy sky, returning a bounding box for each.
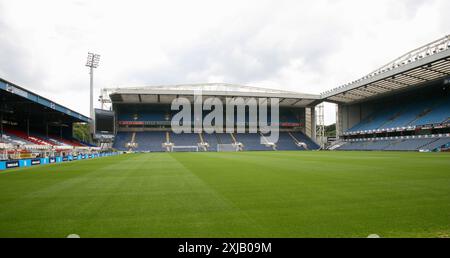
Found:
[0,0,449,124]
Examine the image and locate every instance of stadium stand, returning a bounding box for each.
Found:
[275,132,304,150]
[112,132,131,151]
[135,132,167,152]
[322,35,450,152]
[0,77,103,170]
[292,132,320,150]
[1,132,34,145]
[104,83,319,152]
[338,136,450,151]
[235,133,272,151]
[202,133,219,151]
[216,133,234,145]
[347,94,450,133]
[4,128,54,146]
[170,132,200,147]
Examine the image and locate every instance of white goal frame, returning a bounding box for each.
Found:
[171,146,199,152]
[217,144,239,152]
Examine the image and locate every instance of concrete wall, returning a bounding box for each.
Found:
[337,101,376,135]
[304,107,316,140]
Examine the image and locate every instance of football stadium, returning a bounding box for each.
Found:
[0,35,449,238]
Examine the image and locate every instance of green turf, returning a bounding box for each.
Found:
[0,151,449,238]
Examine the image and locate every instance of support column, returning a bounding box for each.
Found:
[0,111,3,137]
[336,104,341,139]
[311,107,317,141]
[305,106,317,141]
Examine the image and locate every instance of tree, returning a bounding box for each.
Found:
[325,124,336,137]
[73,123,92,143]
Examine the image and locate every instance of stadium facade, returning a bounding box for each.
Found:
[101,84,321,152]
[323,35,450,151]
[100,36,450,153]
[2,35,450,169]
[0,77,107,169]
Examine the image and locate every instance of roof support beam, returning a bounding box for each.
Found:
[367,83,392,91]
[353,87,379,95]
[383,78,410,87]
[343,92,365,99]
[335,94,358,101]
[291,99,303,106]
[421,66,450,76]
[399,73,428,82]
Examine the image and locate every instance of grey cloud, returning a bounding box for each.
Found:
[0,6,48,91]
[123,14,348,88]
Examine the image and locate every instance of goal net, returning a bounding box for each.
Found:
[172,146,199,152]
[217,144,239,152]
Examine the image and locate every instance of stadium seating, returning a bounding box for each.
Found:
[275,133,304,150]
[113,132,132,151]
[291,132,320,150]
[1,133,34,145]
[216,133,234,144]
[114,131,168,152]
[56,137,86,147]
[410,98,450,126]
[4,128,54,146]
[113,131,321,152]
[347,95,450,132]
[1,129,88,148]
[338,136,450,151]
[235,133,272,151]
[134,132,167,152]
[384,138,435,151]
[202,133,219,151]
[170,133,200,147]
[420,137,450,150]
[80,140,96,147]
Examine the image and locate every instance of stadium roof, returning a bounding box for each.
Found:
[321,35,450,104]
[104,83,321,107]
[0,77,90,123]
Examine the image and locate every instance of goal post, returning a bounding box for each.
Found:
[171,146,199,152]
[217,144,239,152]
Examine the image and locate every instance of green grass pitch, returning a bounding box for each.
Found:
[0,151,449,238]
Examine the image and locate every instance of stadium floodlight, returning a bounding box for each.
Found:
[86,52,101,68]
[86,52,101,135]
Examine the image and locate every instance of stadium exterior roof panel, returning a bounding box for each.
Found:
[0,77,90,123]
[321,35,450,104]
[104,83,321,107]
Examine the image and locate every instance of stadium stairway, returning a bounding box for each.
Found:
[291,132,320,150]
[216,133,233,145]
[420,137,450,150]
[276,132,305,151]
[113,132,132,151]
[202,133,219,151]
[198,133,208,151]
[235,133,272,151]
